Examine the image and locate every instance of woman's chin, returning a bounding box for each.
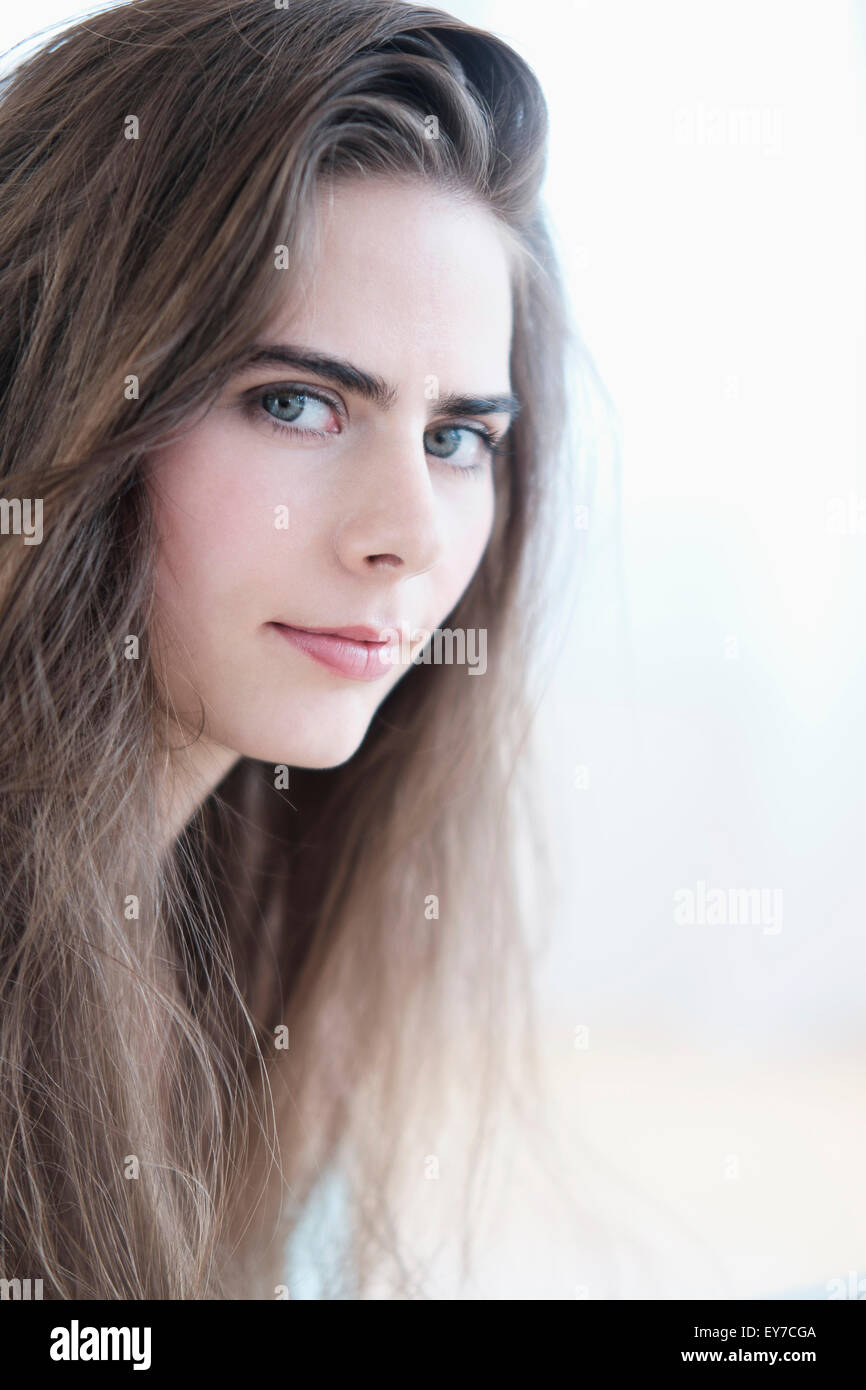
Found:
[230,720,372,772]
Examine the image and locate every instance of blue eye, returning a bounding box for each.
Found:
[423,424,502,475]
[261,387,335,432]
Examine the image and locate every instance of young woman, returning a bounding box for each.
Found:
[0,0,574,1298]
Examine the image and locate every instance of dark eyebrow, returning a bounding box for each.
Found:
[240,343,522,423]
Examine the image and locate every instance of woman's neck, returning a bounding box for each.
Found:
[160,736,241,851]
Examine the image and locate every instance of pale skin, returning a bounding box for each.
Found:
[146,178,518,844]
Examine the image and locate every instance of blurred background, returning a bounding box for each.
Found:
[4,0,864,1299]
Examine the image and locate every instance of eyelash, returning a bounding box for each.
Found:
[243,383,506,477]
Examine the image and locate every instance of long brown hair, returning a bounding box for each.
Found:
[0,0,576,1298]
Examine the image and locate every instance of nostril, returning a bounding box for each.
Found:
[367,553,402,568]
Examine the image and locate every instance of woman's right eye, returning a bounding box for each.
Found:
[247,385,341,438]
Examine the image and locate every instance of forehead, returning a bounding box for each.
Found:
[264,177,515,388]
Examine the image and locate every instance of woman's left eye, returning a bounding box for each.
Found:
[423,424,501,473]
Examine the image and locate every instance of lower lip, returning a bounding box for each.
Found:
[269,623,395,681]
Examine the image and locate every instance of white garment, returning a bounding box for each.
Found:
[282,1167,357,1300]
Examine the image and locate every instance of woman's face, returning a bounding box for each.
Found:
[147,177,516,770]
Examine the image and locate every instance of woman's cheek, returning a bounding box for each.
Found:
[148,432,277,583]
[455,475,496,575]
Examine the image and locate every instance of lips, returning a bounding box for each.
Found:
[268,620,401,681]
[292,622,395,643]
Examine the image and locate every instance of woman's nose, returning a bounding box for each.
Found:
[331,434,446,577]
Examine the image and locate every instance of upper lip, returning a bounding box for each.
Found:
[273,620,403,644]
